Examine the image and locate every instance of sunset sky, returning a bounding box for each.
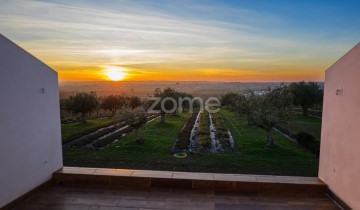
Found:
[1,0,359,82]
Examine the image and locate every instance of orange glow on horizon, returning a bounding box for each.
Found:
[57,67,325,82]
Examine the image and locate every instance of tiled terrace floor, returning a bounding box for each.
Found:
[13,184,339,210]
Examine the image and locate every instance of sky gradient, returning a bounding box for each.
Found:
[1,0,359,81]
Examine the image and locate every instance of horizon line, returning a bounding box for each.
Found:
[58,80,325,83]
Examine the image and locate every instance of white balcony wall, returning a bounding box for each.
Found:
[0,34,63,208]
[319,43,360,209]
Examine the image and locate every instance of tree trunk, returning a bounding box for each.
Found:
[134,128,143,144]
[302,106,309,116]
[135,128,139,138]
[160,112,166,123]
[81,113,86,123]
[267,128,275,147]
[246,114,253,125]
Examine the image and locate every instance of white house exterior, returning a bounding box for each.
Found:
[0,34,63,208]
[319,43,360,209]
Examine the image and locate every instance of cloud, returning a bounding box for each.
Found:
[0,0,353,81]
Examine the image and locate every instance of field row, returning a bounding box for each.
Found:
[63,115,158,149]
[173,110,236,153]
[63,110,319,176]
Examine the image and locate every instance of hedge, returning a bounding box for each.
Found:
[296,132,320,157]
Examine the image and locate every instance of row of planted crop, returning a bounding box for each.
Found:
[174,111,199,151]
[173,110,234,152]
[63,121,115,144]
[197,110,212,151]
[95,114,159,149]
[66,122,127,148]
[67,114,159,149]
[211,112,233,151]
[92,125,133,148]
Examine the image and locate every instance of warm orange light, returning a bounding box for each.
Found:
[104,66,127,81]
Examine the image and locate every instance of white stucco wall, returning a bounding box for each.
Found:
[319,43,360,209]
[0,35,63,208]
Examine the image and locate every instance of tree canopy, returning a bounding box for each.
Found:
[65,91,98,122]
[289,81,323,116]
[101,95,126,116]
[150,87,193,123]
[221,86,293,147]
[249,87,293,147]
[128,96,142,109]
[121,107,147,144]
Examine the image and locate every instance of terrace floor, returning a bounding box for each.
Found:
[11,167,340,210]
[12,185,339,210]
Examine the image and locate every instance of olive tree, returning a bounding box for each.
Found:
[101,95,126,116]
[249,87,293,147]
[289,81,322,116]
[127,96,143,109]
[150,88,192,123]
[121,107,147,144]
[66,91,98,122]
[221,92,239,109]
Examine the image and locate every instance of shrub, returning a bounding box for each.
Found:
[309,110,322,117]
[296,132,320,157]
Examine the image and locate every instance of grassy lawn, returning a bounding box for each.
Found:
[63,110,319,176]
[278,112,322,140]
[61,117,112,142]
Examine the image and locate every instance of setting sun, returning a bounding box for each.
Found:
[104,66,127,81]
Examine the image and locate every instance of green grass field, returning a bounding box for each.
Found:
[61,117,113,142]
[278,112,322,140]
[63,110,319,176]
